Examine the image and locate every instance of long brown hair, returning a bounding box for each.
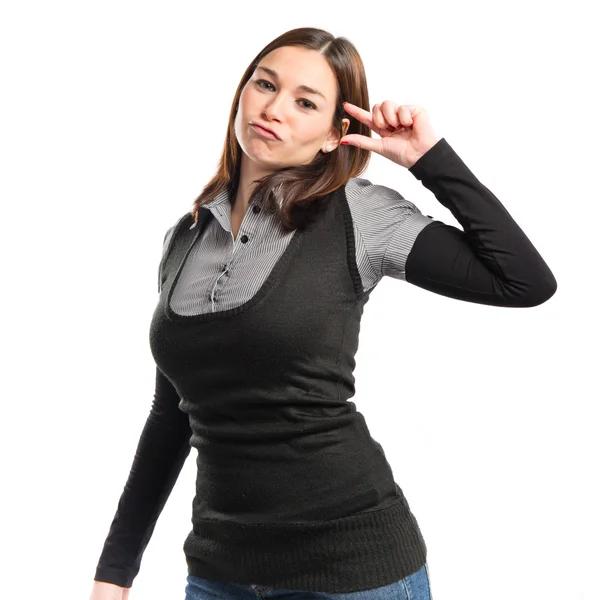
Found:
[190,27,373,232]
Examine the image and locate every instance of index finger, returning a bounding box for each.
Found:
[343,102,375,131]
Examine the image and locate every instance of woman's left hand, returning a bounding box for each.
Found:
[340,101,441,169]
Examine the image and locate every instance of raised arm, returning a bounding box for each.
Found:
[341,101,557,308]
[401,138,557,307]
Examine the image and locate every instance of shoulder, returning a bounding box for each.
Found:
[162,212,194,253]
[342,177,436,280]
[343,176,430,226]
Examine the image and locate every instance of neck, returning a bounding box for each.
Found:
[234,153,274,213]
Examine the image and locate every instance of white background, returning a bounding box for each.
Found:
[1,1,598,599]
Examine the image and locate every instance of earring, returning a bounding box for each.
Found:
[326,144,333,152]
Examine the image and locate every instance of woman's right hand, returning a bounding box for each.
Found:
[89,580,131,600]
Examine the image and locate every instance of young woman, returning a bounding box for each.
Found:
[91,26,556,600]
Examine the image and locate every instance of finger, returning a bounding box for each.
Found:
[372,104,386,132]
[338,134,384,155]
[401,104,424,125]
[398,105,411,126]
[373,104,400,136]
[343,102,376,131]
[381,101,401,130]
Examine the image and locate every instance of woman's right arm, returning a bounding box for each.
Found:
[89,367,192,597]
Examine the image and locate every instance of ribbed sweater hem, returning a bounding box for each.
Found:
[183,489,427,594]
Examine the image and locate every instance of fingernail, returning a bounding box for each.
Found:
[340,141,349,145]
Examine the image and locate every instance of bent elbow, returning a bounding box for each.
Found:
[517,272,558,307]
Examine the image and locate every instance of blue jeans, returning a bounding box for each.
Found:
[184,562,433,600]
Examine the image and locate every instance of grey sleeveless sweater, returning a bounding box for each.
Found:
[93,138,557,593]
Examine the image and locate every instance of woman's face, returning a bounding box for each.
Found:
[234,45,349,170]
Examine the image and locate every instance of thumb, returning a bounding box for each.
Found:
[340,135,381,153]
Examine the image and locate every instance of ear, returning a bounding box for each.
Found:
[340,118,350,138]
[324,118,351,152]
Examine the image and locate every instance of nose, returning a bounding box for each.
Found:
[260,94,287,123]
[261,108,280,124]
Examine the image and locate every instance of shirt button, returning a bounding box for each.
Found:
[252,205,261,213]
[240,234,249,243]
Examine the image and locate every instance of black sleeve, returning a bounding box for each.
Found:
[93,367,192,588]
[404,138,557,307]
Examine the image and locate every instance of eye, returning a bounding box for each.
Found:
[255,79,317,110]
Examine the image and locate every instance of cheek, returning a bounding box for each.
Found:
[240,86,259,109]
[235,92,253,131]
[296,122,324,145]
[237,87,251,115]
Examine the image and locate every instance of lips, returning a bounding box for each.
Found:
[251,122,280,140]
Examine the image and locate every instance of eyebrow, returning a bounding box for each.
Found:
[255,66,326,101]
